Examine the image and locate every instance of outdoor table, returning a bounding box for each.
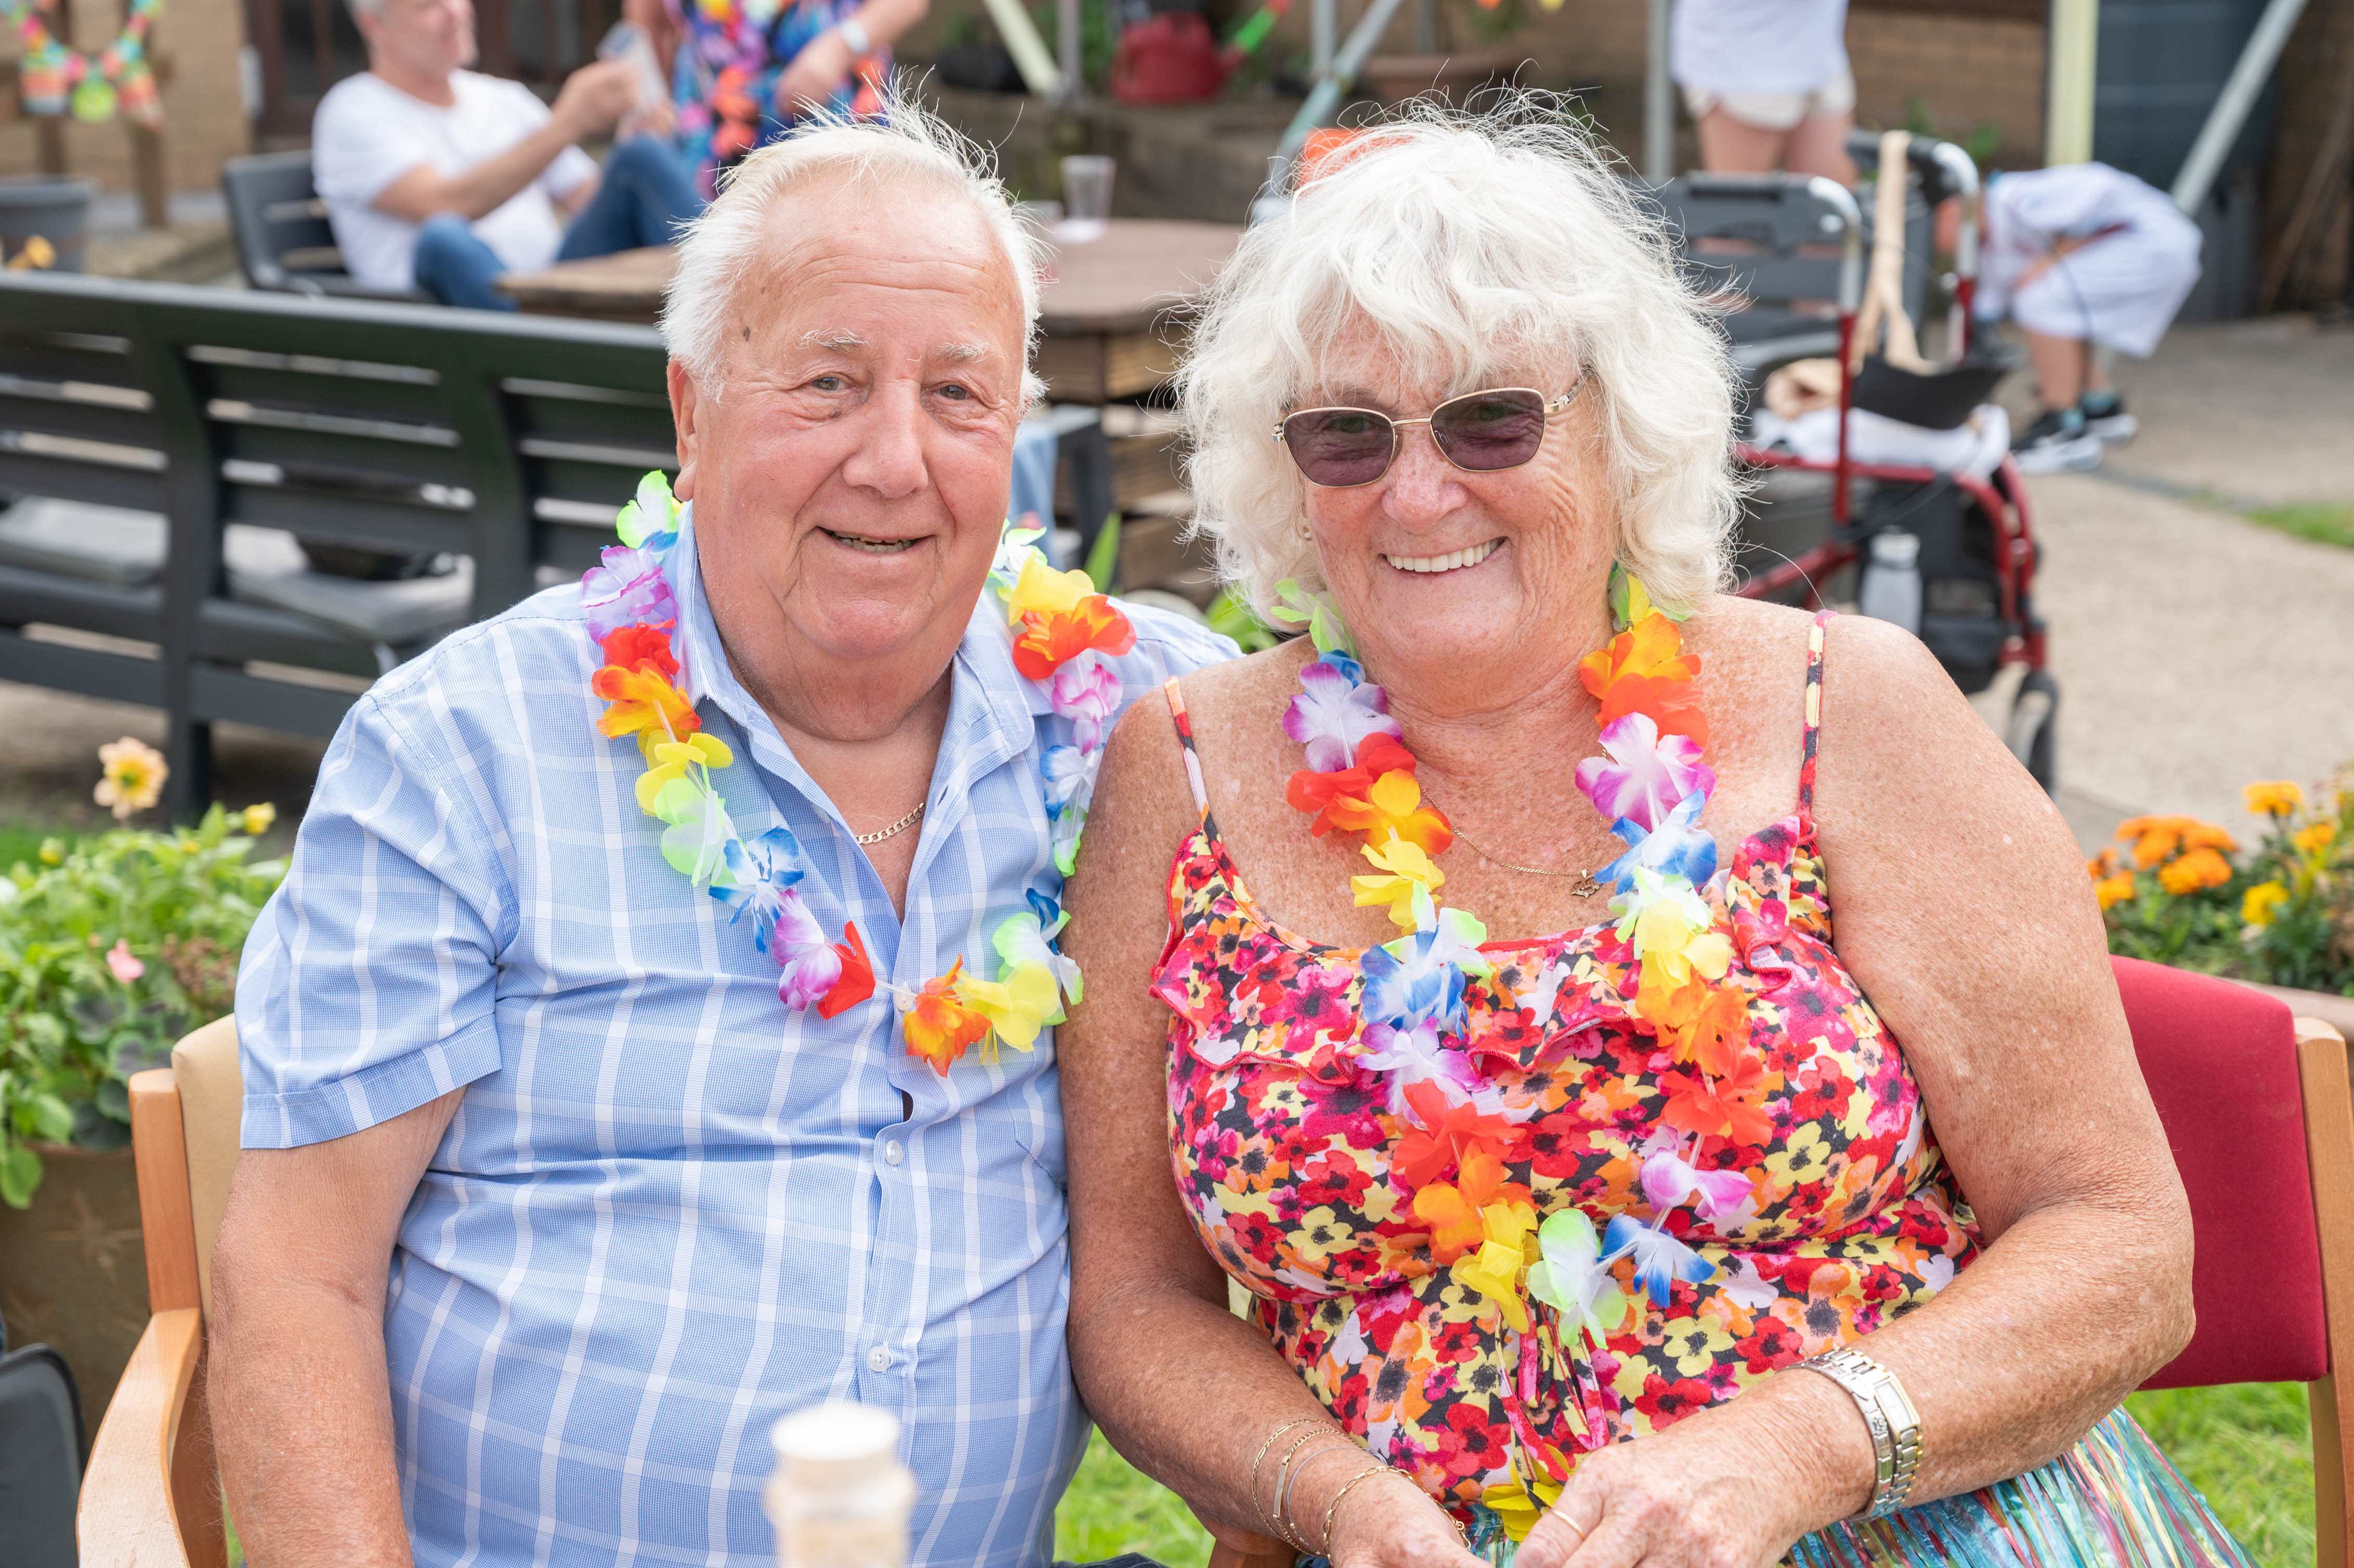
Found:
[493,218,1246,404]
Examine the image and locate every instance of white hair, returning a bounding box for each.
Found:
[1178,97,1741,618]
[662,99,1045,404]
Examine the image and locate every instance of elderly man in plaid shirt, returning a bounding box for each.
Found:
[208,104,1232,1568]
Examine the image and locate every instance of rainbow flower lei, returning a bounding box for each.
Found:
[1277,568,1766,1452]
[581,477,1130,1077]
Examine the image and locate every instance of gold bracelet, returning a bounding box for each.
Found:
[1280,1439,1368,1544]
[1320,1463,1391,1557]
[1266,1427,1333,1543]
[1248,1416,1326,1533]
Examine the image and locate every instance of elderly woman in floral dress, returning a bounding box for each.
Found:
[1057,107,2245,1568]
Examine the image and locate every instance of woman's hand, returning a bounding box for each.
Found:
[1322,1469,1487,1568]
[1515,1394,1867,1568]
[775,30,855,115]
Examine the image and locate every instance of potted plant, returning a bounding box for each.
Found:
[0,737,283,1419]
[2088,772,2354,1034]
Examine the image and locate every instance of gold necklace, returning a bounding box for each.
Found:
[851,800,926,846]
[1423,790,1601,894]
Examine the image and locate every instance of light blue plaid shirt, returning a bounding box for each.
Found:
[234,505,1235,1567]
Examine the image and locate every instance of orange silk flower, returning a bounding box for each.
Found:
[1011,596,1137,681]
[1640,969,1754,1080]
[1394,1079,1513,1188]
[1286,733,1419,837]
[1322,769,1455,856]
[1410,1142,1531,1265]
[905,959,992,1075]
[592,663,701,754]
[1660,1055,1775,1145]
[600,625,679,679]
[1578,614,1701,698]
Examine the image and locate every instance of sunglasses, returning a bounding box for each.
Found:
[1272,383,1584,488]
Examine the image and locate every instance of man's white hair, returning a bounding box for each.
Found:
[1178,97,1740,617]
[663,100,1045,404]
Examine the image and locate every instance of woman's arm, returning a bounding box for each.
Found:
[1062,696,1482,1568]
[1522,615,2192,1568]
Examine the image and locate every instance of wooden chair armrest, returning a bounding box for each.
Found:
[79,1307,204,1568]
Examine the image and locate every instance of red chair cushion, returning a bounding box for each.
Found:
[2117,956,2329,1388]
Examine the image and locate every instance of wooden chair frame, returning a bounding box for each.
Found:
[73,1022,2354,1568]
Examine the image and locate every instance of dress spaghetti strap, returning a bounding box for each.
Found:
[1162,678,1212,822]
[1798,609,1835,826]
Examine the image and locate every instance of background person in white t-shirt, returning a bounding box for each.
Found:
[315,0,704,309]
[1671,0,1856,184]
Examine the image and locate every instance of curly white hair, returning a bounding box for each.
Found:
[1176,97,1741,617]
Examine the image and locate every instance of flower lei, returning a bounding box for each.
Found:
[582,478,1128,1076]
[1277,568,1767,1484]
[7,0,165,125]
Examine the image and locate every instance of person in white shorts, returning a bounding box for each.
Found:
[1672,0,1856,183]
[1969,162,2203,473]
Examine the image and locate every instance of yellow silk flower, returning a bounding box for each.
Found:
[1479,1474,1567,1543]
[952,960,1062,1055]
[1446,1199,1539,1332]
[634,733,736,815]
[1003,553,1095,627]
[1353,834,1445,930]
[1614,868,1733,985]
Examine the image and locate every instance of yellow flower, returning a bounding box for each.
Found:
[240,803,277,837]
[2243,881,2290,928]
[2094,873,2137,911]
[952,959,1061,1055]
[37,838,63,866]
[2246,781,2306,818]
[1352,834,1444,930]
[2295,821,2337,857]
[1479,1475,1565,1544]
[632,733,736,815]
[2157,846,2233,896]
[1001,552,1095,626]
[94,736,167,822]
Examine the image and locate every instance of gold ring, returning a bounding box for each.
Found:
[1560,1510,1592,1540]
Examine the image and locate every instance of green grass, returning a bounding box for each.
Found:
[2245,501,2354,552]
[1052,1388,2312,1568]
[0,820,71,873]
[2128,1383,2314,1568]
[1055,1430,1213,1567]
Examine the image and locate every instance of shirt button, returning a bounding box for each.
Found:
[867,1345,892,1373]
[884,1140,905,1166]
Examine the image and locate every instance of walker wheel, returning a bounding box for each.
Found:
[2007,670,2059,795]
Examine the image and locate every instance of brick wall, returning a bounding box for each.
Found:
[0,0,252,193]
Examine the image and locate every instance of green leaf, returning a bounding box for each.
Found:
[1,1142,42,1209]
[1082,514,1122,595]
[28,1092,71,1143]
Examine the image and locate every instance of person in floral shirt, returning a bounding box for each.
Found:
[630,0,925,199]
[1057,108,2245,1568]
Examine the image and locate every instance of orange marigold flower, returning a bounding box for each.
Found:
[2156,846,2233,896]
[905,959,992,1075]
[2245,781,2306,818]
[2085,847,2122,881]
[2117,815,2233,868]
[2093,873,2137,911]
[1010,596,1136,681]
[2295,821,2337,857]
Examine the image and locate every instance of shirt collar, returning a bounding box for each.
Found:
[665,501,1039,809]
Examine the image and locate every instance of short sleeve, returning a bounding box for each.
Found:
[234,692,515,1149]
[544,143,601,200]
[311,80,430,208]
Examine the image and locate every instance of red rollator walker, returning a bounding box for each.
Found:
[1656,133,2058,790]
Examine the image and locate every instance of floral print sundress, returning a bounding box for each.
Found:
[1150,619,2253,1566]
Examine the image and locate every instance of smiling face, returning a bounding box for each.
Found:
[1295,334,1618,698]
[669,176,1027,720]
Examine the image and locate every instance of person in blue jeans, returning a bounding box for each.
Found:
[315,0,705,310]
[412,138,701,310]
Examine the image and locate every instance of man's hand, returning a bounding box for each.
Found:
[555,57,643,140]
[210,1087,464,1568]
[776,29,855,116]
